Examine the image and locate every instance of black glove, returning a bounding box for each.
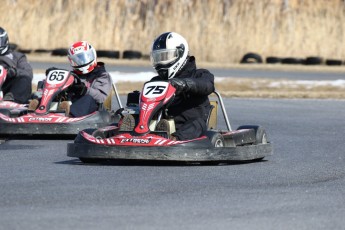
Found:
[169,78,187,95]
[6,67,17,79]
[45,67,59,76]
[71,82,87,96]
[170,77,200,95]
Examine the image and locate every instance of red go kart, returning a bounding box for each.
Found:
[0,68,119,136]
[67,80,273,164]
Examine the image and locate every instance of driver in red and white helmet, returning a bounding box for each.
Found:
[43,41,112,117]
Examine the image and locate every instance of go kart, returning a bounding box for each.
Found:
[0,65,28,110]
[67,80,273,163]
[0,69,121,136]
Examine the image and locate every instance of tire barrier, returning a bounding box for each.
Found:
[240,52,263,64]
[96,50,120,59]
[51,48,68,56]
[122,50,142,59]
[18,49,32,54]
[281,57,305,65]
[9,43,18,51]
[33,49,51,54]
[305,56,323,65]
[325,59,343,66]
[266,56,282,64]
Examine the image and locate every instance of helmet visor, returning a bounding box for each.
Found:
[150,49,179,67]
[69,49,95,67]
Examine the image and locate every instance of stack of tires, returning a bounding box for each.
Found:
[240,52,343,66]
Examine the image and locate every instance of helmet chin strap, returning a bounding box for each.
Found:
[157,69,170,80]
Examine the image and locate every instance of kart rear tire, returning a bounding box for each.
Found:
[237,125,268,162]
[206,131,225,147]
[236,125,268,144]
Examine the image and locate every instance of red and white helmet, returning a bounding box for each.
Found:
[67,41,97,74]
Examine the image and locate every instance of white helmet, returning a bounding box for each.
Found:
[150,32,189,79]
[67,41,97,75]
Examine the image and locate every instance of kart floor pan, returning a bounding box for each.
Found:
[67,142,273,162]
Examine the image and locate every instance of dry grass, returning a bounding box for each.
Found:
[104,79,345,99]
[214,78,345,99]
[2,0,345,63]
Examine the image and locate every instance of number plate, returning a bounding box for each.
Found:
[46,70,70,84]
[143,81,168,98]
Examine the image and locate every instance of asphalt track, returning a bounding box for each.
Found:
[1,95,344,229]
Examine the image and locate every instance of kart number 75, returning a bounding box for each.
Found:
[143,81,169,98]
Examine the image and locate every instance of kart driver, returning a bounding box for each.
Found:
[0,27,33,103]
[121,32,215,141]
[29,41,112,117]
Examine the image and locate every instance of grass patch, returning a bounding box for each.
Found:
[33,77,345,100]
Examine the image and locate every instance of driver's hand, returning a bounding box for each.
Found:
[169,78,187,95]
[71,81,87,96]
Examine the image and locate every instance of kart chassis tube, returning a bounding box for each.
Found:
[213,91,232,131]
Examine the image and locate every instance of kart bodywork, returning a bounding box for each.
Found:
[0,69,121,136]
[67,80,273,163]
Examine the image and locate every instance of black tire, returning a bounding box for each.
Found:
[51,48,68,56]
[9,43,18,51]
[236,125,268,144]
[97,50,120,59]
[237,125,268,162]
[34,49,51,54]
[281,57,305,65]
[122,50,142,59]
[325,59,343,66]
[240,53,263,64]
[18,49,32,54]
[205,131,225,147]
[305,56,323,65]
[266,56,282,64]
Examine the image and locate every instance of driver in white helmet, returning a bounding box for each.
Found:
[121,32,215,141]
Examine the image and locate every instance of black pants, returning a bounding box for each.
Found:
[173,117,207,141]
[70,95,98,117]
[2,76,32,103]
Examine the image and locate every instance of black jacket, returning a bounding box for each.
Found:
[0,50,33,81]
[151,56,215,130]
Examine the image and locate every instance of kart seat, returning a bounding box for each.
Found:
[207,101,218,130]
